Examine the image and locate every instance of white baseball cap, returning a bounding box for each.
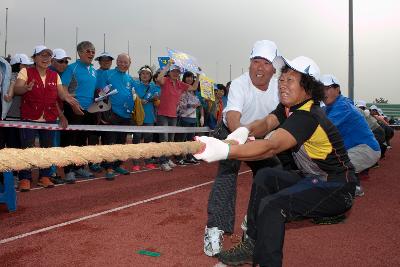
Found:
[355,100,367,108]
[33,45,52,56]
[369,105,378,110]
[52,48,71,60]
[169,64,182,72]
[249,40,279,63]
[273,56,320,80]
[95,52,114,61]
[320,74,340,86]
[10,53,34,65]
[138,65,153,75]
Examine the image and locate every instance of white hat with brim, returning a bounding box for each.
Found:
[10,54,21,65]
[10,53,34,65]
[169,65,182,72]
[52,48,71,60]
[369,105,378,110]
[320,74,340,86]
[356,100,367,108]
[33,45,53,56]
[273,56,320,80]
[138,66,153,75]
[95,52,114,61]
[249,40,279,63]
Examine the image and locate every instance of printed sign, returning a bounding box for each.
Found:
[158,56,170,69]
[199,75,215,101]
[167,48,201,74]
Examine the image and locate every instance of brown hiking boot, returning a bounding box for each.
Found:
[37,177,55,188]
[19,179,31,192]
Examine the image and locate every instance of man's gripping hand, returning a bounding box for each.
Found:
[194,136,230,162]
[226,127,250,144]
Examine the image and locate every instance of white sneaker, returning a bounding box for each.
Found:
[355,185,365,197]
[241,215,248,240]
[160,163,172,172]
[204,226,224,257]
[168,159,177,168]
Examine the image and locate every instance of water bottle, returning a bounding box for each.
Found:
[103,84,112,94]
[144,90,152,101]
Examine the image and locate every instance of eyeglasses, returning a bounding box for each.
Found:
[37,53,52,59]
[56,59,69,64]
[84,49,96,55]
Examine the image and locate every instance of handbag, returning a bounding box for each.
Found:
[132,94,145,126]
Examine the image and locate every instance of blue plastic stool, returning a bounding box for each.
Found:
[0,171,17,212]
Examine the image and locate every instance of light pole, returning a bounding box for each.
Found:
[103,33,106,52]
[75,27,78,60]
[43,17,46,45]
[149,45,152,66]
[5,7,8,57]
[348,0,354,100]
[216,61,218,82]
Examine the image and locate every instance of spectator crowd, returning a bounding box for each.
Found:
[0,41,229,191]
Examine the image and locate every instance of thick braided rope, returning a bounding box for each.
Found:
[0,141,203,172]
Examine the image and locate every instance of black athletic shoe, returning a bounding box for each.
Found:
[183,157,199,165]
[176,159,188,166]
[311,214,346,225]
[50,175,65,184]
[218,237,255,266]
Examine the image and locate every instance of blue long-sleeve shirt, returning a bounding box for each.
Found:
[325,95,380,151]
[96,68,135,119]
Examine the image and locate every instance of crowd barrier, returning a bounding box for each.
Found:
[0,121,212,213]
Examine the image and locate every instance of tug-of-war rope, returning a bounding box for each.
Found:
[0,141,203,172]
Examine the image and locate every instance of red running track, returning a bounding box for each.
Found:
[0,134,399,266]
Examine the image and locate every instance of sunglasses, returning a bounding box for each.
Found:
[56,59,69,64]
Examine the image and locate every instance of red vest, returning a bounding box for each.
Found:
[20,67,59,121]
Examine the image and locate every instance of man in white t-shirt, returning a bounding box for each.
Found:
[204,40,282,257]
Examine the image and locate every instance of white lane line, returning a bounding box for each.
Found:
[1,170,252,245]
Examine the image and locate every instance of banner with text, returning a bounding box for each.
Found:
[199,75,215,101]
[158,56,170,69]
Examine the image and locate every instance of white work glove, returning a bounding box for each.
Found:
[194,136,230,162]
[226,127,250,144]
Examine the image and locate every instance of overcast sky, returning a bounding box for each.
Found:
[1,0,399,102]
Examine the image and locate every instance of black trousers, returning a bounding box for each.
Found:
[207,122,281,233]
[246,168,355,267]
[60,103,98,173]
[101,112,131,169]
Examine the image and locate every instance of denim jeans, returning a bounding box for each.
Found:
[156,115,178,164]
[61,104,98,173]
[101,112,131,169]
[132,122,154,165]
